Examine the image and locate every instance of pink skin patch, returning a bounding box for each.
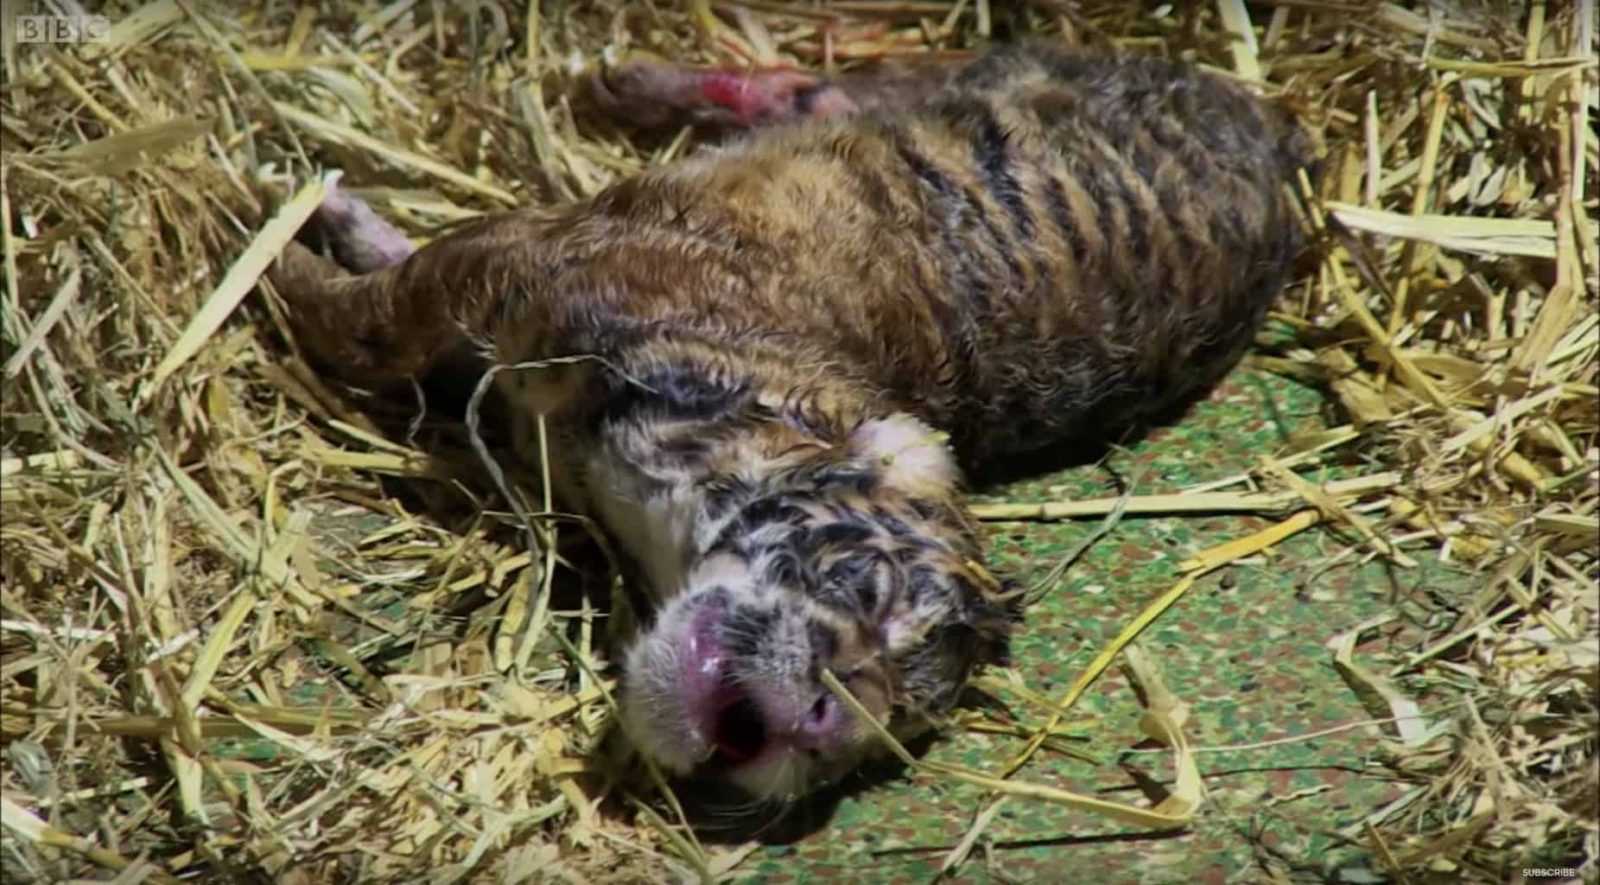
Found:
[679,598,742,759]
[695,69,859,126]
[587,56,860,131]
[677,596,851,772]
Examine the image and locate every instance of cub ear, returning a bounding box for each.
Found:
[849,413,959,497]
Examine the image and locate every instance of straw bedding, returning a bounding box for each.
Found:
[1,1,1594,881]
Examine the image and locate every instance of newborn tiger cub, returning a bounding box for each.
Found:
[269,43,1312,802]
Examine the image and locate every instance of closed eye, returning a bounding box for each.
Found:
[822,551,890,615]
[764,552,803,588]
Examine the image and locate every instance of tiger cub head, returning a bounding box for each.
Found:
[617,413,1013,801]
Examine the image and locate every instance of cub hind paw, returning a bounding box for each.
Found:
[307,181,416,274]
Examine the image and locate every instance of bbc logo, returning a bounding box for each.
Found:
[15,14,111,44]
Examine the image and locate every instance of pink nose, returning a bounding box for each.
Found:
[792,694,846,751]
[710,691,851,765]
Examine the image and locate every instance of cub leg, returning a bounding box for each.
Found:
[266,180,506,386]
[269,50,976,383]
[583,52,963,130]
